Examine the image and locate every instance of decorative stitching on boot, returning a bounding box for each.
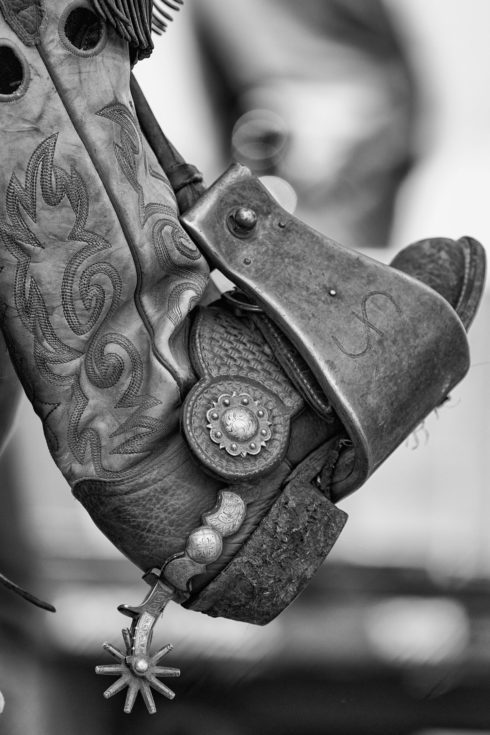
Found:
[96,102,208,368]
[0,134,166,478]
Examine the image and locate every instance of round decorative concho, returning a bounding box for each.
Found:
[206,392,271,457]
[182,376,291,481]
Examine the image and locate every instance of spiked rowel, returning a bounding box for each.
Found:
[96,631,180,714]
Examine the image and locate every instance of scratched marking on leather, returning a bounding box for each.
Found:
[97,103,207,325]
[0,135,162,476]
[332,291,402,358]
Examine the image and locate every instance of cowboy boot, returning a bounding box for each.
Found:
[0,0,485,712]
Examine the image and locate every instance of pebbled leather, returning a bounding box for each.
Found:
[73,438,222,570]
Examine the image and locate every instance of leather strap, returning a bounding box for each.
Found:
[0,571,55,612]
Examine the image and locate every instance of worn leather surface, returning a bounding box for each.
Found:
[0,2,485,626]
[75,306,338,570]
[391,236,486,331]
[0,0,216,570]
[187,437,349,623]
[181,164,471,497]
[0,0,342,579]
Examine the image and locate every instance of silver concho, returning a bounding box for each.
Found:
[203,491,247,537]
[207,392,271,456]
[186,526,223,564]
[162,491,247,592]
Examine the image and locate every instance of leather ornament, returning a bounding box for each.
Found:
[183,306,303,481]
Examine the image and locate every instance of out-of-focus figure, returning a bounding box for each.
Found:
[192,0,415,247]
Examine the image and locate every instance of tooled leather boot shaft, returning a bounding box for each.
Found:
[0,0,225,571]
[0,0,209,483]
[1,2,484,632]
[0,1,332,580]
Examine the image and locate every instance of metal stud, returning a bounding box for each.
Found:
[186,527,223,564]
[233,207,257,231]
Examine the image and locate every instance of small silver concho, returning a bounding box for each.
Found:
[206,392,271,457]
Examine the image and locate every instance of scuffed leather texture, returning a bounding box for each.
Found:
[73,438,221,570]
[73,304,339,571]
[0,3,483,628]
[0,0,340,582]
[187,437,349,624]
[74,439,291,572]
[0,1,215,567]
[390,236,486,331]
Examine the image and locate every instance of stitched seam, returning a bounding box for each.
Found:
[36,43,185,394]
[58,1,108,58]
[0,38,31,103]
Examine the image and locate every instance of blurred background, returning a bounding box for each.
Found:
[2,0,490,733]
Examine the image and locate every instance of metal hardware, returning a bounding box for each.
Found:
[163,490,247,591]
[227,206,258,238]
[207,391,271,457]
[96,577,181,714]
[233,207,257,231]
